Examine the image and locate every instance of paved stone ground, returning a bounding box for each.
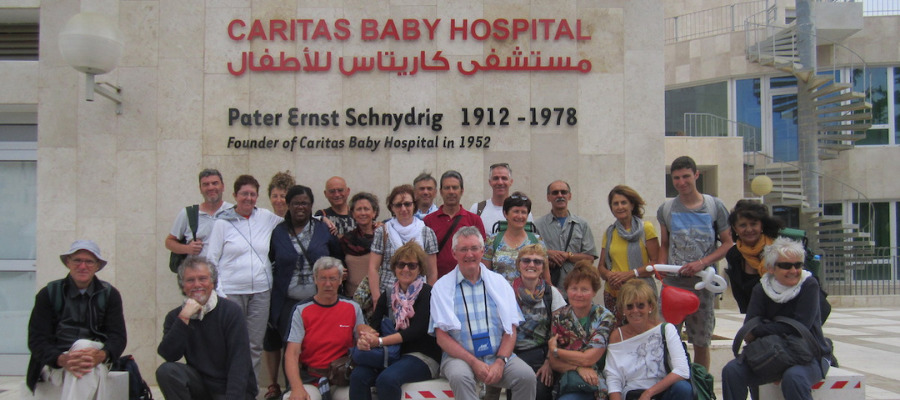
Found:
[2,306,899,399]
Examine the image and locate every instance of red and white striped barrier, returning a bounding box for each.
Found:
[402,379,455,399]
[759,366,865,400]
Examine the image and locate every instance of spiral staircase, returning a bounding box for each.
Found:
[744,6,875,281]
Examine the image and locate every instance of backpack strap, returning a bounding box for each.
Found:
[48,279,111,316]
[186,204,200,240]
[476,200,487,216]
[438,215,463,251]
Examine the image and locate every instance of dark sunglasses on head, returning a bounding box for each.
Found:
[396,262,419,270]
[519,257,545,266]
[625,302,647,311]
[775,262,804,270]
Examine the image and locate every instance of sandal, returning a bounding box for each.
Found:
[265,383,282,400]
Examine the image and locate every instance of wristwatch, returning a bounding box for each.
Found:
[500,355,510,364]
[553,348,559,358]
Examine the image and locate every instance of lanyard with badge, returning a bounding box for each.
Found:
[460,280,493,357]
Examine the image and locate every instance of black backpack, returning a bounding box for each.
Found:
[111,355,154,400]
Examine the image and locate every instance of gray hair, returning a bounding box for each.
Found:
[452,226,485,251]
[177,256,218,290]
[440,170,465,190]
[763,237,806,272]
[198,168,223,184]
[489,162,512,176]
[413,171,436,186]
[546,180,571,194]
[313,256,345,279]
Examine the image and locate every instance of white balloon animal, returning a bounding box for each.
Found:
[645,264,728,294]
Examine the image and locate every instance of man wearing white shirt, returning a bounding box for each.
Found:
[469,163,533,235]
[165,169,232,259]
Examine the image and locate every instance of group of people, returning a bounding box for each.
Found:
[25,155,833,400]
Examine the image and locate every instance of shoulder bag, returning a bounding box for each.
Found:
[732,316,820,384]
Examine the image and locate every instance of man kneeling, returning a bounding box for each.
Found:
[157,256,257,399]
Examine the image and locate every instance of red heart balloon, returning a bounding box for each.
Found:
[660,285,700,324]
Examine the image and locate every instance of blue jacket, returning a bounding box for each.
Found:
[268,219,341,326]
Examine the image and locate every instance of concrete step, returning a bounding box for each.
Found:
[815,101,871,115]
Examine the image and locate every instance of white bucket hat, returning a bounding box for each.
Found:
[59,240,108,271]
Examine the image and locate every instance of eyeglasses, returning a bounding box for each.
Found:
[775,262,804,270]
[396,262,419,270]
[69,258,98,267]
[625,302,647,311]
[456,246,484,254]
[289,201,312,208]
[326,188,347,195]
[392,202,414,209]
[236,191,258,198]
[510,194,528,201]
[519,257,545,266]
[316,276,341,283]
[550,190,570,196]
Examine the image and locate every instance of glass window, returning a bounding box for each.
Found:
[895,67,900,140]
[853,67,888,125]
[858,128,889,146]
[664,82,727,136]
[0,161,36,259]
[853,202,890,247]
[736,78,762,151]
[770,75,797,89]
[772,93,798,161]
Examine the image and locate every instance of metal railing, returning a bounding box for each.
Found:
[665,0,771,43]
[822,247,900,295]
[682,113,762,152]
[819,0,900,16]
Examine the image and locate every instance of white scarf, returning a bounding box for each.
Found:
[760,270,811,303]
[387,218,425,250]
[431,264,524,335]
[190,294,219,320]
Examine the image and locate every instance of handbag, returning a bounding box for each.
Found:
[661,323,716,400]
[350,317,402,368]
[353,229,389,315]
[732,316,820,384]
[168,205,199,273]
[559,369,598,394]
[327,354,352,386]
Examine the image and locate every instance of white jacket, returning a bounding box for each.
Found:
[206,207,283,295]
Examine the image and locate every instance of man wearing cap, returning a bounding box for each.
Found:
[26,240,127,399]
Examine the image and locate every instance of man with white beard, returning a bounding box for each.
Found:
[156,256,257,400]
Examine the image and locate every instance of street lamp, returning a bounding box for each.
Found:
[59,12,124,114]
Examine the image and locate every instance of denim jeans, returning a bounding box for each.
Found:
[348,354,433,400]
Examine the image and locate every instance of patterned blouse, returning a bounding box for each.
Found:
[483,233,545,285]
[551,304,616,400]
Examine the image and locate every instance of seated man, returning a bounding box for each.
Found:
[284,257,365,400]
[430,226,536,400]
[156,256,257,400]
[26,240,127,399]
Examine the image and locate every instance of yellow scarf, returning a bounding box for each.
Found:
[736,235,774,276]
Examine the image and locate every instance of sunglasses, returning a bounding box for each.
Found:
[490,162,510,170]
[625,302,647,311]
[519,257,545,266]
[550,190,570,196]
[396,262,419,270]
[392,202,414,209]
[775,262,804,270]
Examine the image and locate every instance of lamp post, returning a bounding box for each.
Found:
[58,12,124,114]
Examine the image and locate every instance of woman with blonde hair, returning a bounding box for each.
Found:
[604,279,691,400]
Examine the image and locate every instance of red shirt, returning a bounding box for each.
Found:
[289,298,363,371]
[424,206,487,278]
